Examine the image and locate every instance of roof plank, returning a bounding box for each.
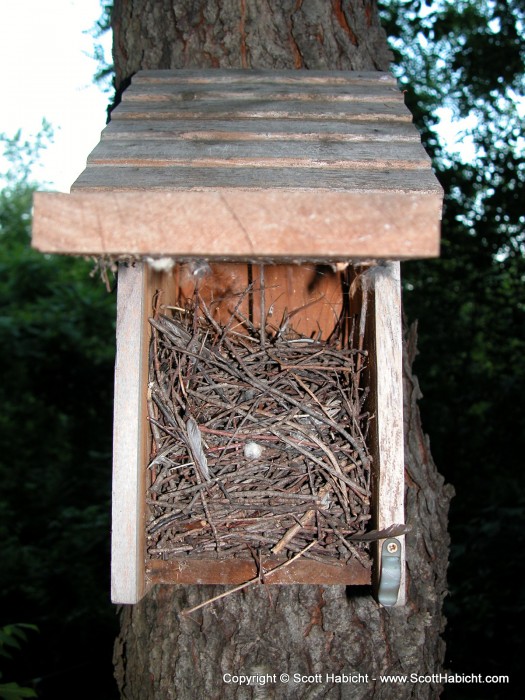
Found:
[111,98,411,121]
[72,165,441,193]
[101,118,421,142]
[132,68,398,86]
[32,69,443,259]
[32,190,441,259]
[87,139,432,170]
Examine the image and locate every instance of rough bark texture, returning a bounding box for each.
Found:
[112,0,392,80]
[111,2,453,698]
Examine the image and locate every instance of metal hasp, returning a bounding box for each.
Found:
[378,538,402,607]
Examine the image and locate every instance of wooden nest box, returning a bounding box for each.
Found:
[32,69,443,606]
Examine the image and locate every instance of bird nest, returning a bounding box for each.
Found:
[146,283,373,569]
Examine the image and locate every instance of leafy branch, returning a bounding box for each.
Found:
[0,624,38,699]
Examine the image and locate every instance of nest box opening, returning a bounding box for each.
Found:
[145,262,375,579]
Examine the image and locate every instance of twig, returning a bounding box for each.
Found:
[181,540,317,617]
[259,264,266,349]
[147,277,373,565]
[272,484,331,554]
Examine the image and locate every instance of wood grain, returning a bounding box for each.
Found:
[87,139,431,169]
[71,165,441,192]
[111,263,150,604]
[101,118,421,142]
[33,190,441,259]
[146,557,371,586]
[122,82,404,102]
[132,68,398,85]
[371,262,406,605]
[111,98,411,121]
[32,69,443,259]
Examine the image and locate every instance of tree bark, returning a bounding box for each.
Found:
[111,2,453,698]
[112,0,392,78]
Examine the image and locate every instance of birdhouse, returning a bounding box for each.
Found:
[32,69,442,607]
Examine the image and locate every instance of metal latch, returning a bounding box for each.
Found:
[378,538,402,607]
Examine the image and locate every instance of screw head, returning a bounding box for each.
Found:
[387,541,398,554]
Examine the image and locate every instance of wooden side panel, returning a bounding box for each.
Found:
[373,262,406,605]
[111,263,151,604]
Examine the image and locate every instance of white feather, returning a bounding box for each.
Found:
[145,256,176,272]
[244,442,264,460]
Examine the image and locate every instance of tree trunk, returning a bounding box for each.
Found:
[111,2,453,698]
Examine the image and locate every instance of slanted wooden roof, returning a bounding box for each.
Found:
[32,69,442,260]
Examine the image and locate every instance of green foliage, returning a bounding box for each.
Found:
[90,2,114,92]
[0,624,38,662]
[379,0,525,489]
[0,686,36,700]
[0,123,54,190]
[380,0,525,691]
[0,624,38,699]
[0,130,118,696]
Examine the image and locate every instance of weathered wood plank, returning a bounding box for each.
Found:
[122,83,404,103]
[111,98,411,121]
[87,139,431,169]
[133,68,397,86]
[72,165,442,192]
[146,557,371,586]
[372,261,405,606]
[33,69,442,259]
[101,118,422,142]
[111,263,150,604]
[32,190,441,259]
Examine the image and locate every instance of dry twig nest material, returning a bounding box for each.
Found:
[146,283,374,569]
